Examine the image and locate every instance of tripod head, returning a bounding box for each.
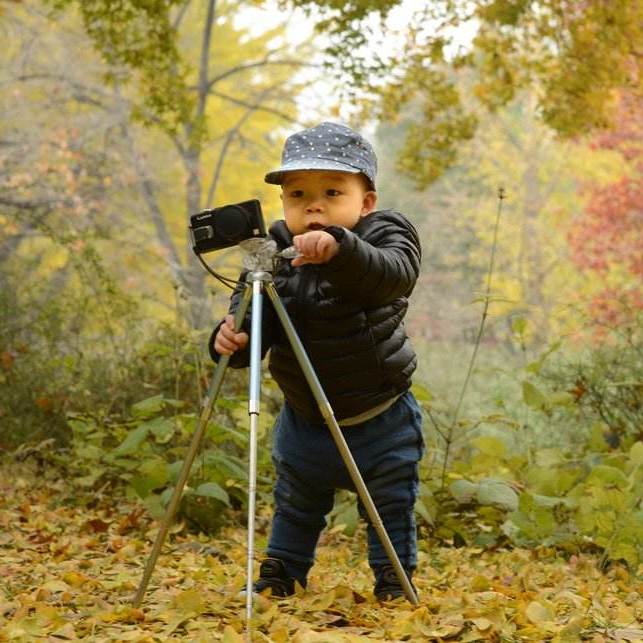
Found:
[239,237,280,272]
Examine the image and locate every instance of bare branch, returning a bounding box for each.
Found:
[206,57,321,90]
[13,73,112,107]
[171,0,192,31]
[12,71,191,158]
[0,196,55,210]
[196,0,217,120]
[208,89,300,124]
[119,125,185,288]
[206,85,276,205]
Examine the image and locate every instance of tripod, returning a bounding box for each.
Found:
[132,267,419,637]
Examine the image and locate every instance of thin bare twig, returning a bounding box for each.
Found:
[439,187,507,489]
[205,85,278,206]
[206,57,320,90]
[208,89,300,124]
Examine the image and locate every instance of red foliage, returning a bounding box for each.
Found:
[590,93,643,161]
[570,175,643,275]
[568,92,643,329]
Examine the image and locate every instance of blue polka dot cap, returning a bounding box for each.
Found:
[264,122,377,190]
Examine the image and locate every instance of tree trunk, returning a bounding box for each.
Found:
[520,137,549,344]
[182,146,211,328]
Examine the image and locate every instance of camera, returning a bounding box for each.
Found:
[189,199,267,254]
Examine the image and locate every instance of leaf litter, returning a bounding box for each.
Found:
[1,462,641,642]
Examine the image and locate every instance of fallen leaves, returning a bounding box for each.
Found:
[1,460,642,641]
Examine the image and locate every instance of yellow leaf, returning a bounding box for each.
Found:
[555,589,588,609]
[3,616,43,639]
[553,616,586,642]
[470,575,491,592]
[525,600,554,624]
[301,589,335,612]
[608,628,643,641]
[62,571,89,587]
[41,580,69,593]
[472,617,494,631]
[33,603,62,622]
[629,441,643,465]
[50,623,76,639]
[171,589,205,615]
[222,625,245,643]
[99,607,146,624]
[292,631,350,642]
[425,617,466,638]
[268,627,290,643]
[613,605,637,627]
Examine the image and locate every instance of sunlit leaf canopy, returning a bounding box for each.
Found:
[307,0,642,186]
[46,0,642,187]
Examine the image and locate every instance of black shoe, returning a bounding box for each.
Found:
[253,558,296,597]
[374,565,416,601]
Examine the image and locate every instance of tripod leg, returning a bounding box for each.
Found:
[264,283,419,605]
[245,278,264,633]
[132,285,253,608]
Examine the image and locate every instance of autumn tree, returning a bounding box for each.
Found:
[283,0,642,185]
[116,1,307,327]
[11,1,311,328]
[0,4,132,330]
[0,62,137,442]
[567,92,643,331]
[374,91,625,351]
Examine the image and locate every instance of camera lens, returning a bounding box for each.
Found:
[215,205,250,241]
[193,226,214,242]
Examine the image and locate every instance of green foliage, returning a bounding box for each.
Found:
[327,489,360,536]
[372,0,643,185]
[46,0,192,132]
[285,0,399,87]
[506,492,559,545]
[60,389,276,534]
[0,238,137,449]
[552,448,641,568]
[540,316,643,446]
[416,325,643,568]
[392,73,479,187]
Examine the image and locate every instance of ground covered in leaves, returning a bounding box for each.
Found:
[1,462,642,642]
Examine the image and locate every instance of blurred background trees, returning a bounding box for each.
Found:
[1,0,305,443]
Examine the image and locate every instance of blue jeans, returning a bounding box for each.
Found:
[266,391,424,585]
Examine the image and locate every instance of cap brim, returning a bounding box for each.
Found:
[264,159,361,184]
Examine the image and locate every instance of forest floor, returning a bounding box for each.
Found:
[1,461,642,642]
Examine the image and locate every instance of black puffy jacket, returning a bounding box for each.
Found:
[209,209,422,424]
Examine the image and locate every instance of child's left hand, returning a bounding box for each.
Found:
[291,230,339,266]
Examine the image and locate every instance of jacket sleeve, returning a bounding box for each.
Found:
[208,271,278,368]
[321,212,421,307]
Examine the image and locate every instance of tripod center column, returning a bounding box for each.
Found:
[247,271,271,414]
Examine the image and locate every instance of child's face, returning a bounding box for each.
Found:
[280,170,377,235]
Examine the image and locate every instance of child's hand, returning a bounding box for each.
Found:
[214,314,249,355]
[291,231,339,266]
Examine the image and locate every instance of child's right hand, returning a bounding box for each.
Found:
[214,314,249,355]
